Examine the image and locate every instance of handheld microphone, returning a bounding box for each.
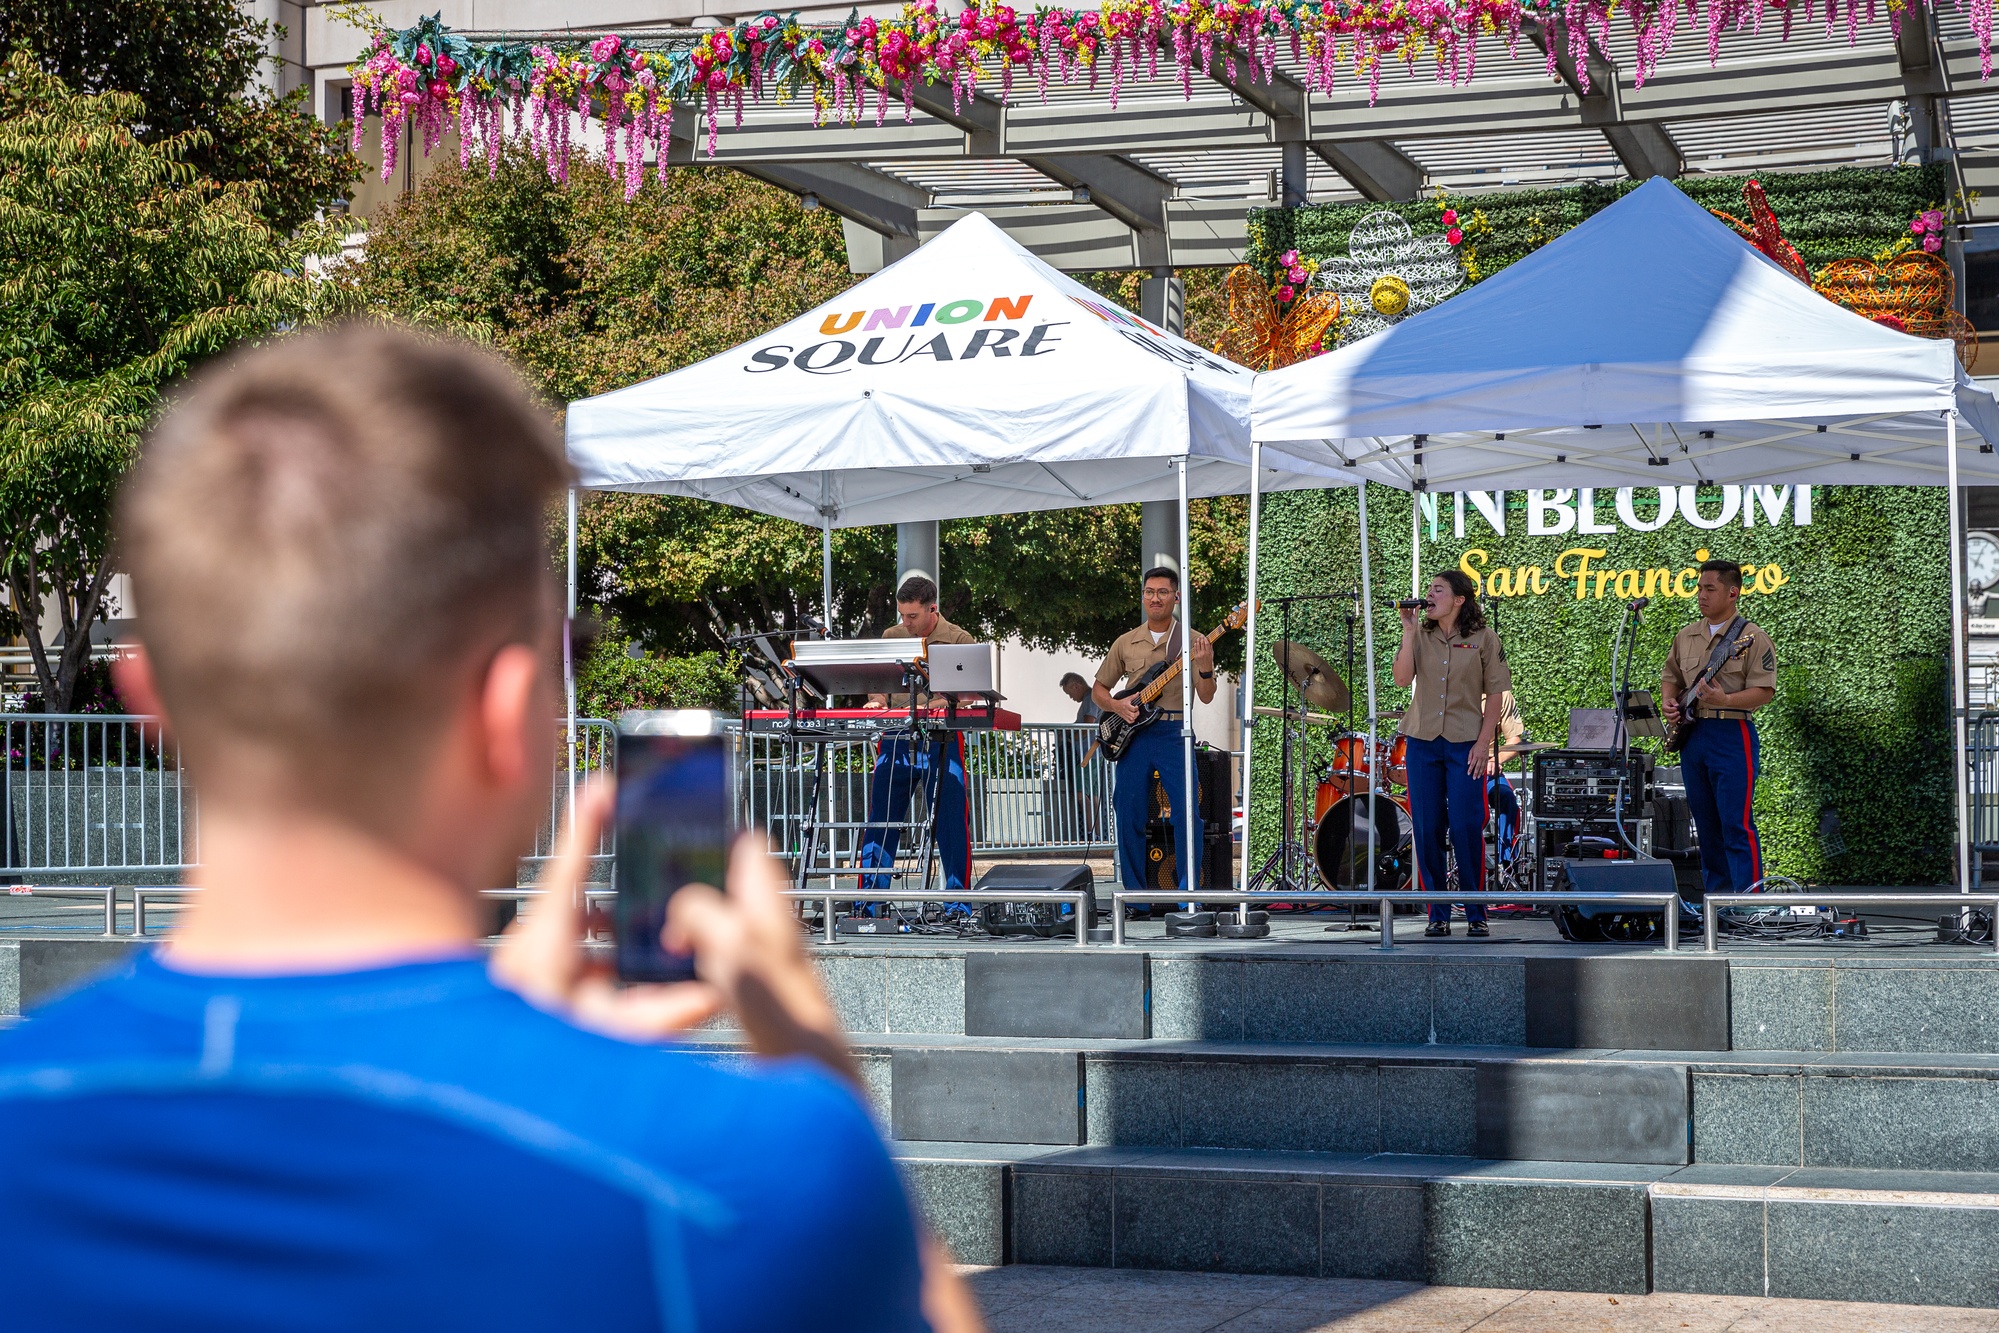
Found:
[1396,597,1430,610]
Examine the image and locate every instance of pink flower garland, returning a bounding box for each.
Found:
[345,0,1989,189]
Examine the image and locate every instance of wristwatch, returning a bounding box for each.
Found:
[1198,670,1214,679]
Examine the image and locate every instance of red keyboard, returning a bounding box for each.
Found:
[744,706,1021,738]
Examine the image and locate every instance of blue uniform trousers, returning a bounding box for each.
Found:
[1405,735,1489,924]
[859,733,971,896]
[1680,717,1763,895]
[1113,721,1202,892]
[1489,772,1520,867]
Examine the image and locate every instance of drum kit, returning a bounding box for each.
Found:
[1251,638,1554,900]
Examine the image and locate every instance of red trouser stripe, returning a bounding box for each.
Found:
[1738,720,1762,886]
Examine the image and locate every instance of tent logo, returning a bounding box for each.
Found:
[819,295,1033,335]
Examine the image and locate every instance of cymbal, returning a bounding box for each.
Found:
[1252,705,1345,726]
[1271,640,1352,713]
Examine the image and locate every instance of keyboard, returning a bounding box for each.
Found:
[743,706,1022,739]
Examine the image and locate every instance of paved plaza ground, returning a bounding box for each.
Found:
[963,1267,1995,1332]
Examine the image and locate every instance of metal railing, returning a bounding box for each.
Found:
[0,714,1116,895]
[0,715,191,873]
[1701,891,1999,953]
[1110,890,1687,949]
[1970,718,1999,878]
[785,887,1095,946]
[3,884,118,936]
[738,723,1116,877]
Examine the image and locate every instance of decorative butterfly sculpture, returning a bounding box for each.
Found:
[1213,264,1342,370]
[1813,253,1977,369]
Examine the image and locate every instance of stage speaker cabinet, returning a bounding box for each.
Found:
[975,863,1096,938]
[1146,746,1233,892]
[1551,858,1685,943]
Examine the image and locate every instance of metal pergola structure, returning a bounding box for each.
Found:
[303,1,1999,277]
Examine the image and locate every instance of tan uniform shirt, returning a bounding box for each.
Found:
[1398,622,1511,744]
[879,614,975,707]
[1660,617,1776,719]
[1096,621,1188,719]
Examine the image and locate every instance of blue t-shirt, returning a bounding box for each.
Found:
[0,952,928,1333]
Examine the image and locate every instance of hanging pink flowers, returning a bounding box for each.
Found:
[343,1,1998,191]
[1910,207,1948,253]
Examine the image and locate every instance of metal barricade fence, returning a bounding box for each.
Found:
[735,722,1117,872]
[0,714,1114,883]
[1972,716,1999,885]
[0,715,192,873]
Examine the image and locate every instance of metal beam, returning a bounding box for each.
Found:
[1524,18,1682,179]
[891,79,1005,154]
[1017,154,1174,261]
[1309,140,1426,202]
[731,161,930,240]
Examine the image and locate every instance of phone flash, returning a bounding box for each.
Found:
[620,709,727,736]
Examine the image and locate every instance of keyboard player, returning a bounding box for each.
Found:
[857,576,975,896]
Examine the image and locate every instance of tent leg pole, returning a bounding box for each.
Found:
[1239,442,1263,908]
[822,520,834,635]
[1412,492,1421,598]
[565,487,578,827]
[1359,484,1381,939]
[1179,458,1197,908]
[1950,412,1973,895]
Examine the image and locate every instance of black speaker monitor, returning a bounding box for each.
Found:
[975,863,1096,937]
[1554,859,1686,944]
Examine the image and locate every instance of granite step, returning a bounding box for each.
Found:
[830,1033,1999,1174]
[893,1142,1999,1309]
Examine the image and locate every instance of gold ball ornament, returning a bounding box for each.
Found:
[1369,274,1412,317]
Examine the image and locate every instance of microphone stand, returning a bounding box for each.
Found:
[1609,600,1643,856]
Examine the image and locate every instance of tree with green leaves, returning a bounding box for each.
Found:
[0,54,342,710]
[352,151,1247,676]
[0,0,356,232]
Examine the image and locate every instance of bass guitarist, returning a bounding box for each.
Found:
[1094,566,1217,894]
[1660,559,1777,898]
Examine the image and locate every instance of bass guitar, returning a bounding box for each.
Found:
[1093,602,1253,762]
[1661,621,1754,753]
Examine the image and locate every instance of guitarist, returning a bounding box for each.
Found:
[1660,559,1777,897]
[1094,567,1217,894]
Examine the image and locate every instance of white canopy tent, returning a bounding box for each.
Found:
[1253,177,1999,892]
[566,210,1353,896]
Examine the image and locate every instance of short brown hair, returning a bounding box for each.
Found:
[895,575,938,606]
[1699,559,1744,590]
[117,323,569,824]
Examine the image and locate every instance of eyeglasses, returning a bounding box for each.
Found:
[1142,587,1177,599]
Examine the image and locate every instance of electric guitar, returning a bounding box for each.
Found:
[1093,602,1253,762]
[1661,623,1754,753]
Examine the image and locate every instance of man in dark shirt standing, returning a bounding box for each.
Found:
[0,326,976,1333]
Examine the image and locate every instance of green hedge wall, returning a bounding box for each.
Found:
[1247,164,1951,286]
[1249,484,1952,887]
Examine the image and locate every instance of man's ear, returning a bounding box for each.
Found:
[112,649,168,731]
[478,644,543,788]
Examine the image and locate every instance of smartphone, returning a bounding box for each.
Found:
[614,711,733,984]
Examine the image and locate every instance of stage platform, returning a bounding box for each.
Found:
[8,904,1999,1308]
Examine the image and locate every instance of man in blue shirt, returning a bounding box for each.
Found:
[0,325,975,1332]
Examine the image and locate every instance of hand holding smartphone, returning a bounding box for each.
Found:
[613,711,733,984]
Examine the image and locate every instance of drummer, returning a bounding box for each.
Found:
[1393,570,1511,938]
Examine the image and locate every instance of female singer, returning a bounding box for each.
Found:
[1393,570,1511,938]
